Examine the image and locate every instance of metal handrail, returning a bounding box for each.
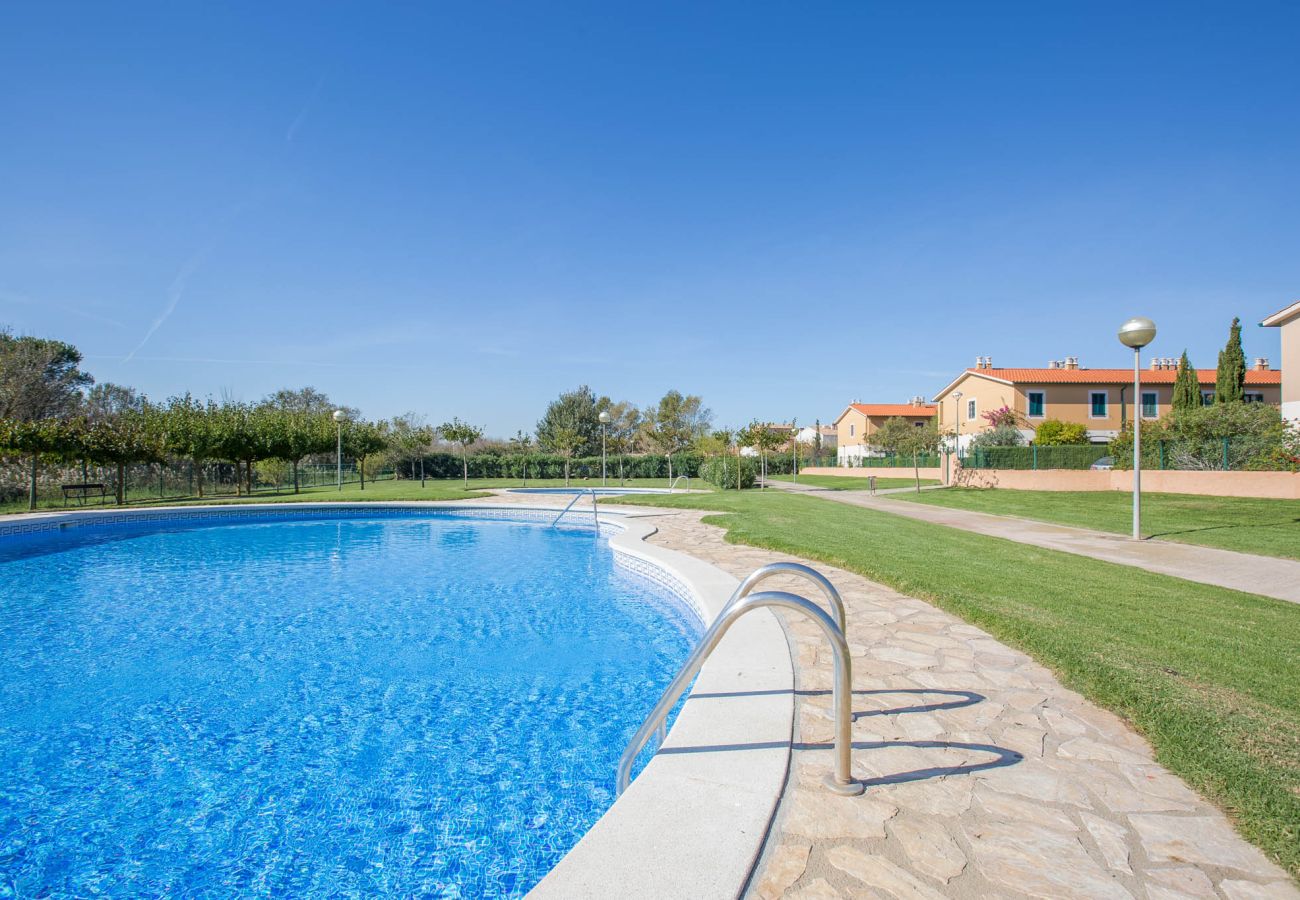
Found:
[616,589,862,797]
[551,488,599,528]
[727,561,846,634]
[669,475,690,492]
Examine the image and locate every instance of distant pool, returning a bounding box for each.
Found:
[0,511,700,897]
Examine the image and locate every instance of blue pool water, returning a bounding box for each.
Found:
[0,512,700,898]
[506,488,670,495]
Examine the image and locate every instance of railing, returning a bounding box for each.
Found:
[617,563,860,797]
[669,475,690,492]
[550,488,599,528]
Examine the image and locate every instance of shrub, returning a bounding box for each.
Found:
[700,455,757,490]
[970,423,1026,449]
[1033,420,1088,446]
[1108,403,1291,470]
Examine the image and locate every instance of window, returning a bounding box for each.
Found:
[1027,391,1045,418]
[1244,392,1265,403]
[966,399,976,421]
[849,423,855,437]
[1201,391,1215,406]
[1089,391,1108,418]
[1141,391,1158,418]
[914,421,925,428]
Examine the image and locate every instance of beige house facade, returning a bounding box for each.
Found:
[1261,300,1300,422]
[932,358,1283,446]
[833,400,936,464]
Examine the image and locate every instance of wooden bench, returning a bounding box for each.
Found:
[61,483,109,505]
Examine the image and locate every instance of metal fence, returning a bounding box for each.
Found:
[0,458,393,512]
[957,439,1292,471]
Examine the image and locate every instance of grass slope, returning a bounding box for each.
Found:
[607,489,1300,875]
[891,488,1300,560]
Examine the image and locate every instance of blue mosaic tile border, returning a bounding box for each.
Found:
[0,505,622,539]
[611,548,704,624]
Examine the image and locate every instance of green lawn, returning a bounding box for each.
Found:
[889,488,1300,561]
[605,489,1300,875]
[766,473,940,491]
[2,476,711,515]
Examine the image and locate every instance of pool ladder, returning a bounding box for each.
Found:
[616,562,862,797]
[669,475,690,492]
[551,488,599,529]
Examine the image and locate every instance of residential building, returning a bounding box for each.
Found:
[932,356,1283,446]
[795,425,837,449]
[1261,300,1299,422]
[834,399,936,465]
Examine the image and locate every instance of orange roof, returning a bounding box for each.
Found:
[956,367,1280,386]
[847,403,938,417]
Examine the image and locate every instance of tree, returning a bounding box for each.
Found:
[1215,317,1247,404]
[1172,350,1200,413]
[260,407,333,493]
[387,414,435,481]
[641,390,712,485]
[210,402,263,496]
[536,386,602,458]
[0,328,93,421]
[264,386,351,416]
[81,404,168,504]
[507,430,534,484]
[603,401,641,485]
[438,418,484,487]
[745,421,785,488]
[165,394,222,497]
[343,419,389,490]
[873,417,943,493]
[0,417,80,510]
[546,425,585,485]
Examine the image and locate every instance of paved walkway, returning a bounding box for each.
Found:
[769,482,1300,605]
[478,492,1296,897]
[636,507,1297,899]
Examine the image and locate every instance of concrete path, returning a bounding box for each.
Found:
[768,482,1300,605]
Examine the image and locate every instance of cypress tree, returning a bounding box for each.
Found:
[1172,350,1200,413]
[1215,317,1246,404]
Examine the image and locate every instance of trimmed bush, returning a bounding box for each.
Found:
[700,455,757,490]
[1033,420,1089,445]
[965,445,1109,470]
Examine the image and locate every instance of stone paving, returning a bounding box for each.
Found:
[479,494,1297,898]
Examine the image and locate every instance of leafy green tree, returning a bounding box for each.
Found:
[164,395,222,497]
[386,414,435,480]
[744,420,785,487]
[0,328,93,421]
[343,419,389,490]
[81,404,168,504]
[603,401,641,485]
[1215,317,1246,404]
[507,430,534,484]
[259,408,333,493]
[873,417,943,492]
[1032,419,1089,446]
[536,386,602,458]
[641,390,711,485]
[1172,350,1200,413]
[210,402,262,496]
[438,418,485,487]
[545,425,586,485]
[0,417,80,509]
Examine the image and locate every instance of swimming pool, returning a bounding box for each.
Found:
[506,487,675,495]
[0,510,701,897]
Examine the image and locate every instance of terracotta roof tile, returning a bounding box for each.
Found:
[849,403,938,417]
[963,367,1281,385]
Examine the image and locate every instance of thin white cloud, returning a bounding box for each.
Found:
[89,353,422,372]
[286,76,325,143]
[122,244,212,362]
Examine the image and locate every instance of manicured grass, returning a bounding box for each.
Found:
[2,476,713,515]
[766,473,939,491]
[889,488,1300,561]
[606,489,1300,875]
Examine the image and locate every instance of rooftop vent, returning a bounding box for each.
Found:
[1064,356,1080,370]
[1255,357,1270,371]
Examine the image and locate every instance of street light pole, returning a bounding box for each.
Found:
[598,410,611,487]
[332,409,346,492]
[1118,318,1157,540]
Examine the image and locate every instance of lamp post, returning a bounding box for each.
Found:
[951,391,963,483]
[598,410,611,486]
[1118,317,1157,540]
[332,409,346,491]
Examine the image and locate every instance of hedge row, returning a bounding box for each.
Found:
[963,445,1109,470]
[390,452,705,481]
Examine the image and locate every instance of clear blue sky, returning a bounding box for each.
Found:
[2,2,1297,435]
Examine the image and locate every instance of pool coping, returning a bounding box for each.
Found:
[0,501,795,900]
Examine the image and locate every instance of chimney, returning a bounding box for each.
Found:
[1064,356,1079,370]
[1150,358,1162,371]
[1255,357,1270,371]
